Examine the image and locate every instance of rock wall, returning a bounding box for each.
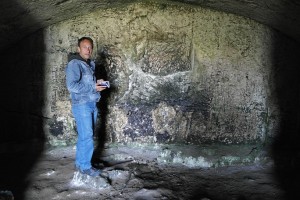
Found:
[39,2,284,146]
[0,31,46,147]
[5,2,300,146]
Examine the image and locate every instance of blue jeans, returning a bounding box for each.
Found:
[72,102,98,171]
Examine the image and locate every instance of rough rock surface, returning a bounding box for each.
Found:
[1,2,299,146]
[0,1,299,200]
[1,143,286,200]
[0,0,300,52]
[42,2,298,145]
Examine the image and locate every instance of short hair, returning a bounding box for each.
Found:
[78,37,94,48]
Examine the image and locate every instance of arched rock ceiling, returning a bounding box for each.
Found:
[1,0,299,51]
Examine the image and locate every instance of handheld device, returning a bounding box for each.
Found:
[98,81,110,88]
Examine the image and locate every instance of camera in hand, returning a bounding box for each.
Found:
[98,81,110,88]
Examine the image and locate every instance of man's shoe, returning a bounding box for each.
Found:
[80,167,101,177]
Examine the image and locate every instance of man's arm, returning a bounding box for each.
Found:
[65,60,96,93]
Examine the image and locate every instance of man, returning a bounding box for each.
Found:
[65,36,108,177]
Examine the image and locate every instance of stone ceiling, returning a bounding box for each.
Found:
[0,0,299,51]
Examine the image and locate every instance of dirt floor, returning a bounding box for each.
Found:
[0,142,287,200]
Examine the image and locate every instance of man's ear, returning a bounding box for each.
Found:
[77,46,80,53]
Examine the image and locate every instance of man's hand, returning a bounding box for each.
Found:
[96,79,107,91]
[96,84,107,91]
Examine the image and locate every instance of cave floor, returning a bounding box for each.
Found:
[1,142,286,200]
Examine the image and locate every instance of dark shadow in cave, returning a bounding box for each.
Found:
[270,32,300,199]
[0,1,45,200]
[92,46,114,168]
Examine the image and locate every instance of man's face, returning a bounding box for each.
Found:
[78,39,93,60]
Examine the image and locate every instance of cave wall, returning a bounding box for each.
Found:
[4,2,296,147]
[37,2,284,146]
[0,30,46,149]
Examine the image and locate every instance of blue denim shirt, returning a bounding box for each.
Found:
[65,58,100,104]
